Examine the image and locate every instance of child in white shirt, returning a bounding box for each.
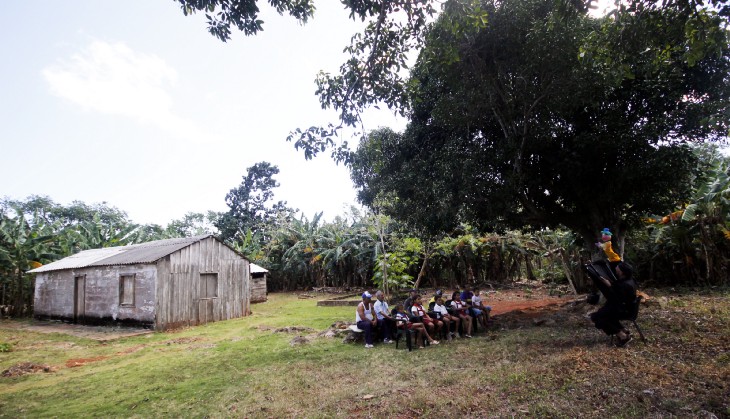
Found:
[433,297,459,340]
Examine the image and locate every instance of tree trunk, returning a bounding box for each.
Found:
[508,256,520,282]
[412,251,431,290]
[616,233,626,260]
[558,248,578,295]
[699,222,712,285]
[377,218,388,296]
[13,270,24,317]
[524,255,536,281]
[27,276,35,313]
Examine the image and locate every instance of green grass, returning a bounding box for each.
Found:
[1,289,728,418]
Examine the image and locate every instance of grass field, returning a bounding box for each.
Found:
[0,288,728,418]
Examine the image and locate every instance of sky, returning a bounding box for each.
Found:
[0,1,624,227]
[0,1,406,226]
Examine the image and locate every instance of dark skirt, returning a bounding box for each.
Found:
[590,303,628,336]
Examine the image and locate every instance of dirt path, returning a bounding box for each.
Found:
[468,285,579,316]
[489,297,574,316]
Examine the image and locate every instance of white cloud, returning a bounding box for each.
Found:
[42,40,199,140]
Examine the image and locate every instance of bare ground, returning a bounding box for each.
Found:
[0,320,153,341]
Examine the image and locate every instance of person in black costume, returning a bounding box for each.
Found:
[589,261,637,346]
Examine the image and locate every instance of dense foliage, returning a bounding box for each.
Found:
[172,0,729,288]
[628,147,730,285]
[3,149,727,316]
[351,0,729,248]
[178,0,729,253]
[215,162,293,242]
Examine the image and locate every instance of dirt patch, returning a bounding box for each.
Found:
[0,320,153,341]
[256,325,317,333]
[163,337,203,345]
[1,362,56,377]
[493,300,582,330]
[290,336,309,346]
[116,345,146,355]
[65,356,109,368]
[186,343,217,350]
[274,326,315,333]
[489,297,571,316]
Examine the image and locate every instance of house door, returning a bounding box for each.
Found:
[74,276,86,323]
[197,273,218,325]
[198,299,213,325]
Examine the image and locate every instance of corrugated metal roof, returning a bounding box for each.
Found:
[250,263,269,274]
[29,235,215,273]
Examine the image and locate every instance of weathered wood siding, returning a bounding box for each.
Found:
[250,274,267,303]
[33,264,156,327]
[155,237,250,330]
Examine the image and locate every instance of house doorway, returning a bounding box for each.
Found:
[74,275,86,323]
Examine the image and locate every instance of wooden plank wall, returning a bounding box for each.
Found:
[155,237,250,330]
[251,275,267,303]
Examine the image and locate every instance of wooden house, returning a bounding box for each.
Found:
[30,235,251,330]
[250,263,268,303]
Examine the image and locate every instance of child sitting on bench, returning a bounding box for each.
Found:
[394,303,439,348]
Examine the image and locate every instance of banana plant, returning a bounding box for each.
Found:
[0,209,60,315]
[74,214,141,249]
[231,229,266,262]
[644,159,730,285]
[681,161,730,283]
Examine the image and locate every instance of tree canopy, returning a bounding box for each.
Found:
[176,0,730,161]
[177,0,316,40]
[350,0,730,244]
[175,1,729,244]
[215,161,292,241]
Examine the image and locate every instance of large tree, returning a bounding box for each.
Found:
[216,162,291,241]
[350,0,729,247]
[177,0,729,247]
[165,211,220,237]
[175,0,729,157]
[3,195,131,228]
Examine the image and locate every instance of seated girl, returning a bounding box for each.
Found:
[450,292,473,338]
[410,294,444,339]
[394,303,439,348]
[471,289,492,329]
[433,296,459,340]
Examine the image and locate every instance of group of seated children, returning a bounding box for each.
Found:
[358,287,492,349]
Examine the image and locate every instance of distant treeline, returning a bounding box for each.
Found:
[2,149,729,316]
[2,176,728,317]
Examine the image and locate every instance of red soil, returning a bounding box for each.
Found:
[65,356,109,368]
[489,297,569,316]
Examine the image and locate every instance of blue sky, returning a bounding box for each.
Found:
[0,1,405,225]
